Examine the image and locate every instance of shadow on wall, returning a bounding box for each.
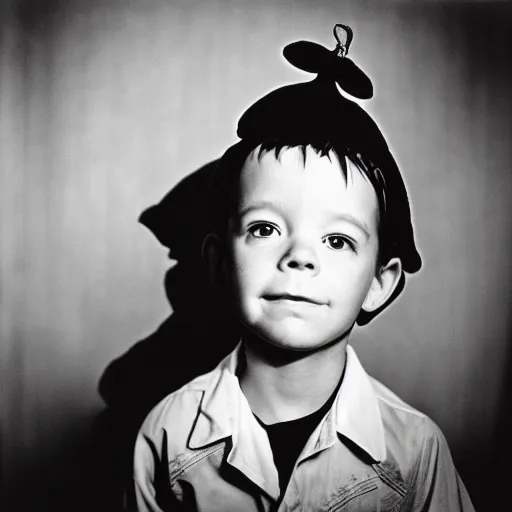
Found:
[75,160,240,511]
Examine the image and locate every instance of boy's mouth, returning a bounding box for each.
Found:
[262,293,324,306]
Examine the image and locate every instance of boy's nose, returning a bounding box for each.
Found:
[278,242,319,274]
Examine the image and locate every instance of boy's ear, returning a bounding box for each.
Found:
[362,257,403,313]
[202,232,228,289]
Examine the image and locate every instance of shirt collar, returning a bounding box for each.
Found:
[189,343,280,499]
[334,344,386,461]
[296,344,386,464]
[189,342,386,488]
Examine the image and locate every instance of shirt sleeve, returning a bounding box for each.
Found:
[404,420,475,512]
[129,430,163,511]
[127,427,184,512]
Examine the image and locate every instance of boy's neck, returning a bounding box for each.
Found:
[238,333,348,425]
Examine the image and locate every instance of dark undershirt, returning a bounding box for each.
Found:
[253,369,344,493]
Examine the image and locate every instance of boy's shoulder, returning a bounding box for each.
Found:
[344,345,448,460]
[137,365,220,446]
[368,374,449,463]
[371,376,426,420]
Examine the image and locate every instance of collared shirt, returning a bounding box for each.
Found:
[131,344,474,511]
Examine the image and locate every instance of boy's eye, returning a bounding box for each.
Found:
[248,223,279,238]
[322,235,352,251]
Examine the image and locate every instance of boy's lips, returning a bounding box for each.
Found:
[262,293,325,306]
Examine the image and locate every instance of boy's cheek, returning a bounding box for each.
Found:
[230,242,273,273]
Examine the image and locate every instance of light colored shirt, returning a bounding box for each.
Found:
[131,343,474,511]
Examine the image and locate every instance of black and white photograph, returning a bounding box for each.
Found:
[1,1,510,510]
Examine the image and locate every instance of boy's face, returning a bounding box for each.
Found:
[226,146,381,351]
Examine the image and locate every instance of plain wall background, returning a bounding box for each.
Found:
[1,0,511,509]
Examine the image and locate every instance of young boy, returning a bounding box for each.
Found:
[130,26,474,511]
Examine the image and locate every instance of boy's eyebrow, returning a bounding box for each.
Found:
[238,201,286,218]
[326,212,371,240]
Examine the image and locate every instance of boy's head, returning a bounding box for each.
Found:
[204,25,421,349]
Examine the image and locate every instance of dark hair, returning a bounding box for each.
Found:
[209,136,395,268]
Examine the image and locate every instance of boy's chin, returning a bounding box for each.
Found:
[242,322,348,354]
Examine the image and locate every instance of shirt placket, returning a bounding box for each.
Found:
[275,411,337,511]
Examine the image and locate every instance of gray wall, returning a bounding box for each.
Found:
[1,0,510,509]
